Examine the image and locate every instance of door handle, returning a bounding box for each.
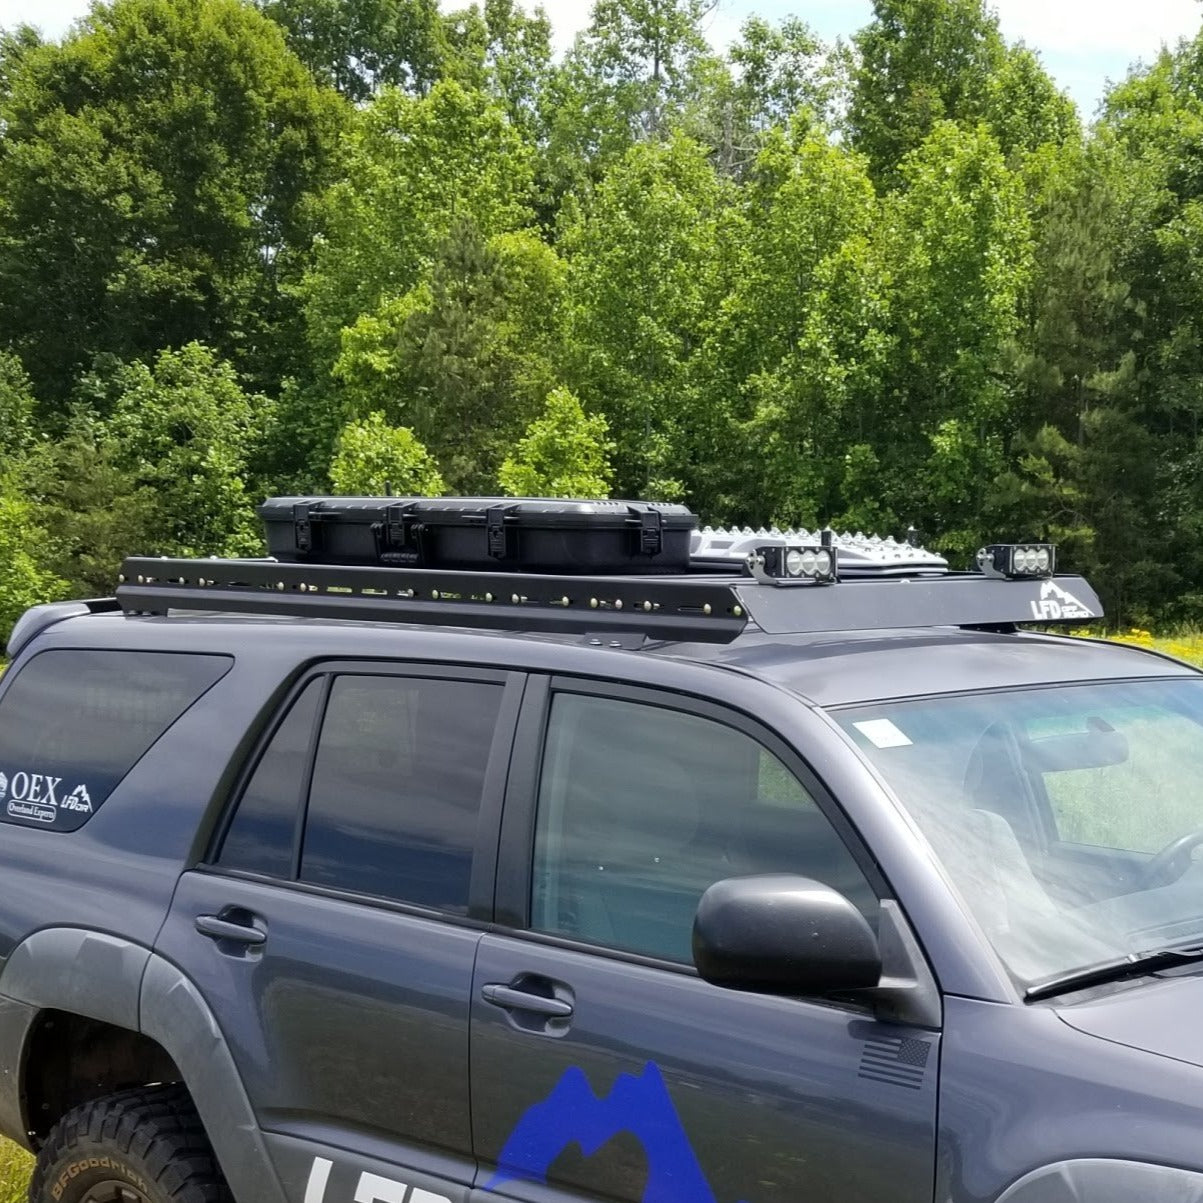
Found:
[481,983,574,1018]
[194,913,267,946]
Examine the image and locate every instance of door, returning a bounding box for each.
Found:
[470,682,939,1203]
[157,664,522,1203]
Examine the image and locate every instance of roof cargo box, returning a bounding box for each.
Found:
[258,496,698,575]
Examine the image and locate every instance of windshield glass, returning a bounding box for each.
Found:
[836,678,1203,988]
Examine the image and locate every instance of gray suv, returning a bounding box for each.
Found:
[1,515,1202,1203]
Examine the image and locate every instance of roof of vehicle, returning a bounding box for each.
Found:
[690,627,1198,707]
[28,609,1198,710]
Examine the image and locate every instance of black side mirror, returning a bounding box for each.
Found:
[692,875,881,996]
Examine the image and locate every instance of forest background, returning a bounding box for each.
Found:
[1,0,1203,641]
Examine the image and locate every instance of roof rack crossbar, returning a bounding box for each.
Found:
[116,557,748,645]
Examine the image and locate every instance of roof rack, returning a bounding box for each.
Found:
[116,555,1105,644]
[117,557,748,644]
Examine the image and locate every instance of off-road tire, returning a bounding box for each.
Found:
[28,1084,232,1203]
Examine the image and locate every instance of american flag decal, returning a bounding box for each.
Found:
[858,1035,932,1090]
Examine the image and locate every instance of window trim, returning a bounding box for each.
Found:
[208,660,525,923]
[494,674,890,964]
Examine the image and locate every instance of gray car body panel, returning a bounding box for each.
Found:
[0,607,1200,1203]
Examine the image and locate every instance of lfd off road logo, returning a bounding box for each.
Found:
[1030,581,1093,622]
[304,1157,450,1203]
[0,769,94,824]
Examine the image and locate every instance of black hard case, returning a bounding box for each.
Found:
[258,497,698,574]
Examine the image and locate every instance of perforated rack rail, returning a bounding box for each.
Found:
[117,557,748,644]
[116,556,1106,644]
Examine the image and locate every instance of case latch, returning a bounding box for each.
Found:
[486,506,513,560]
[375,503,422,564]
[636,508,663,556]
[292,503,316,556]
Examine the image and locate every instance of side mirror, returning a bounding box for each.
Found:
[692,875,881,997]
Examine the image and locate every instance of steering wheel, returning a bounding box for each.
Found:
[1140,829,1203,888]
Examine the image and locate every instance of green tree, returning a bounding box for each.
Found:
[302,79,534,369]
[333,222,565,492]
[538,0,717,198]
[499,387,613,498]
[561,135,735,500]
[0,0,346,407]
[849,0,1006,184]
[879,122,1033,554]
[19,419,159,599]
[693,127,887,525]
[329,412,445,495]
[102,343,266,557]
[0,23,40,105]
[440,0,553,138]
[255,0,446,101]
[0,352,35,464]
[983,45,1078,160]
[0,483,64,646]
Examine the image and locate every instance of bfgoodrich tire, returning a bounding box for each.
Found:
[28,1084,232,1203]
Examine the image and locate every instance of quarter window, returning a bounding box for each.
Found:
[300,675,503,912]
[532,693,877,963]
[0,650,231,832]
[219,679,323,877]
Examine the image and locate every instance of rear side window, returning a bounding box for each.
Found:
[300,675,503,912]
[0,650,231,832]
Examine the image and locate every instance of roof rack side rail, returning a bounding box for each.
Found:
[116,558,748,645]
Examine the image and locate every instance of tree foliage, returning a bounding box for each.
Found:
[0,0,346,407]
[1,0,1203,627]
[329,412,445,495]
[499,388,613,498]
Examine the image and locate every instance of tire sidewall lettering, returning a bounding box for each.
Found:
[51,1154,150,1200]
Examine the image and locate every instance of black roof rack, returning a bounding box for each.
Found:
[117,557,748,644]
[116,556,1105,644]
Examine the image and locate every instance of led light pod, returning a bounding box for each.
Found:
[751,544,839,585]
[977,544,1057,580]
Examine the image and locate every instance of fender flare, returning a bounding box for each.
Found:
[140,953,290,1203]
[0,931,288,1203]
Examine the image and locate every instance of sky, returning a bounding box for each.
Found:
[1,0,1200,117]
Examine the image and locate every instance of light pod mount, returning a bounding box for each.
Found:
[977,544,1056,580]
[749,538,839,586]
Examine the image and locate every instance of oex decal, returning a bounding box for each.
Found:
[486,1061,746,1203]
[0,768,94,825]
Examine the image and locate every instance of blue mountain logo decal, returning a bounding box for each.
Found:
[485,1061,745,1203]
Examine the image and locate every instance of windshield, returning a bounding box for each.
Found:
[836,677,1203,989]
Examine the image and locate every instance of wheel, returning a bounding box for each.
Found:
[28,1084,231,1203]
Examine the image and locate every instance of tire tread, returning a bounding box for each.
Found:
[28,1084,231,1203]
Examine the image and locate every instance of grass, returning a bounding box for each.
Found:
[1109,629,1203,668]
[0,1139,30,1202]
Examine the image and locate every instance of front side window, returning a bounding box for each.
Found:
[837,678,1203,989]
[532,693,877,963]
[0,650,231,832]
[300,674,503,911]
